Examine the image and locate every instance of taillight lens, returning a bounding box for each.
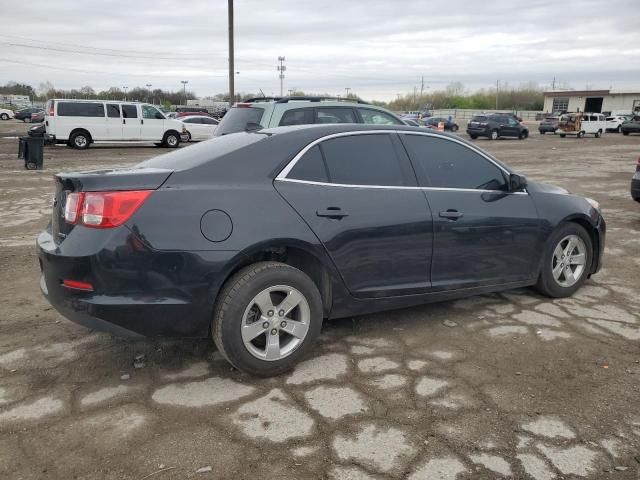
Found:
[48,102,54,116]
[64,190,152,228]
[636,157,640,172]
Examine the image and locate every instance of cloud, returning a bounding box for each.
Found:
[0,0,638,100]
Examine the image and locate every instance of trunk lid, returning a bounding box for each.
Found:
[52,167,172,243]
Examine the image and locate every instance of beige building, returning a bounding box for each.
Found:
[543,89,640,115]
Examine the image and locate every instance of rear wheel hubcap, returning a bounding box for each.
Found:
[241,285,310,361]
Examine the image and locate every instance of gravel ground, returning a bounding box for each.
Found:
[0,120,639,480]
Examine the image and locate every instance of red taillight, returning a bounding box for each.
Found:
[235,103,251,108]
[64,190,152,228]
[636,157,640,172]
[62,279,94,291]
[48,102,54,116]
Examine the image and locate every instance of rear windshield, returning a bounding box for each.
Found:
[471,115,487,122]
[137,132,265,171]
[214,106,266,136]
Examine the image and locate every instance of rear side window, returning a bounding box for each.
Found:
[287,145,328,183]
[402,134,507,191]
[107,104,120,118]
[183,117,200,124]
[319,134,406,186]
[202,117,219,125]
[57,102,104,117]
[358,108,402,125]
[315,108,356,124]
[215,107,265,136]
[279,109,314,126]
[122,105,138,118]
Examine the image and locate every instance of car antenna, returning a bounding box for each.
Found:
[259,88,266,99]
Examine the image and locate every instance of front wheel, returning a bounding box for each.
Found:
[623,131,629,136]
[559,134,566,138]
[69,131,90,149]
[595,130,602,138]
[577,131,585,138]
[212,262,323,377]
[450,125,459,132]
[23,117,30,123]
[519,130,528,140]
[162,131,180,148]
[0,113,9,121]
[535,223,592,298]
[469,134,478,140]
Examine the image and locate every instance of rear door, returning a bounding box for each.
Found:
[399,132,540,290]
[121,104,140,139]
[314,107,357,124]
[275,132,433,297]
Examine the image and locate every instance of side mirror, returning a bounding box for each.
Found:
[509,173,527,192]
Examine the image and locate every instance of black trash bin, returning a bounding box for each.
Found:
[18,136,44,170]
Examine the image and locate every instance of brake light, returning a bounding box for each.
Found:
[62,279,94,291]
[235,103,251,108]
[64,190,152,228]
[636,157,640,172]
[48,102,54,116]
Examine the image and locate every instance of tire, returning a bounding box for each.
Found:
[451,125,459,132]
[69,130,90,150]
[617,125,622,133]
[162,131,180,148]
[23,117,30,123]
[519,130,528,140]
[212,261,324,377]
[489,129,499,140]
[623,131,629,136]
[535,223,593,298]
[186,131,192,142]
[25,162,37,170]
[577,131,585,138]
[595,130,602,138]
[539,131,545,135]
[469,135,478,140]
[559,134,566,138]
[0,113,9,121]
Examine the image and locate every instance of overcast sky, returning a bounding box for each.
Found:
[1,0,639,101]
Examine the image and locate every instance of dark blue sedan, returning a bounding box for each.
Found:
[37,124,605,376]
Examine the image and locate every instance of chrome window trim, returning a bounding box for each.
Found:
[275,129,527,195]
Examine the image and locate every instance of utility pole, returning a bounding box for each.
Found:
[123,86,128,101]
[228,0,234,107]
[420,76,424,96]
[181,80,188,106]
[552,77,556,91]
[495,80,499,110]
[146,84,152,103]
[277,56,286,97]
[345,87,351,97]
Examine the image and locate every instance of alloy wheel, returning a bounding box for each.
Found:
[551,234,587,287]
[241,285,310,361]
[75,136,87,148]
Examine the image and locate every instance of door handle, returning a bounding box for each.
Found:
[439,209,464,220]
[316,207,348,219]
[122,119,126,124]
[141,119,144,125]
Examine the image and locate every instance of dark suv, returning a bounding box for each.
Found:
[467,114,529,140]
[38,124,605,376]
[539,116,559,134]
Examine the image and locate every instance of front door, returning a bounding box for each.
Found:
[275,132,433,298]
[399,132,540,290]
[140,105,167,141]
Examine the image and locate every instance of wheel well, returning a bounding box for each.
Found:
[164,129,180,138]
[222,246,332,317]
[70,128,92,143]
[566,218,599,273]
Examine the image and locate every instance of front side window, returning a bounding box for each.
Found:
[202,117,219,125]
[279,109,313,126]
[122,105,138,118]
[315,108,356,124]
[287,145,328,183]
[57,102,104,117]
[402,134,507,191]
[318,134,406,186]
[183,117,200,124]
[508,118,519,126]
[358,108,402,125]
[142,105,163,119]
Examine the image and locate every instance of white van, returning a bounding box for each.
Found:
[557,112,607,138]
[44,99,188,149]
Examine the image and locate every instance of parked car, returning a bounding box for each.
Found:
[422,116,459,132]
[214,96,404,136]
[176,106,209,114]
[402,118,421,127]
[38,124,605,376]
[631,157,640,202]
[177,111,214,118]
[44,99,188,149]
[557,113,606,138]
[15,107,41,122]
[466,113,529,140]
[539,116,559,134]
[606,115,631,133]
[0,107,15,120]
[30,110,44,123]
[165,112,178,119]
[621,116,640,136]
[181,115,219,141]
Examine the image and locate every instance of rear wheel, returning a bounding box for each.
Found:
[69,130,91,149]
[595,130,602,138]
[519,130,528,140]
[623,131,630,136]
[489,129,499,140]
[0,113,9,121]
[535,223,592,298]
[212,261,323,377]
[577,131,585,138]
[23,117,30,123]
[469,134,478,140]
[539,130,545,135]
[559,134,566,138]
[450,125,459,132]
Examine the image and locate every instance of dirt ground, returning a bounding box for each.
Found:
[0,120,639,480]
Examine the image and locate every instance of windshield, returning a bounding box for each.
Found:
[471,115,487,122]
[214,106,266,136]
